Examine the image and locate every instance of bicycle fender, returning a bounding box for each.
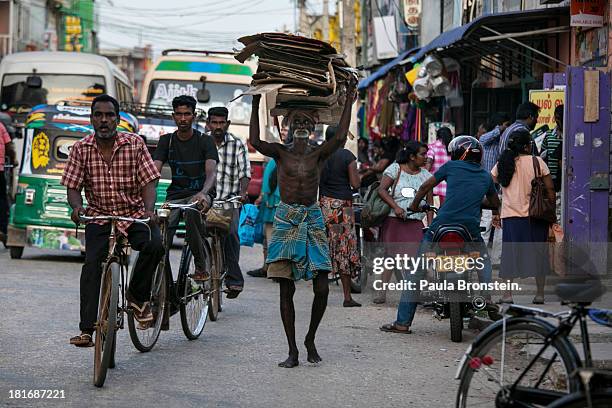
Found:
[454,316,580,380]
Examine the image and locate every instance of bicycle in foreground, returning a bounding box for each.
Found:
[150,201,211,342]
[205,195,242,321]
[455,280,612,407]
[80,215,165,388]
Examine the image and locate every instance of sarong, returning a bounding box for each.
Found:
[266,201,332,281]
[319,196,361,278]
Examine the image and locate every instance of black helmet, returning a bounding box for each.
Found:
[447,135,482,163]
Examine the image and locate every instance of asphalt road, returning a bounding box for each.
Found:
[0,243,478,408]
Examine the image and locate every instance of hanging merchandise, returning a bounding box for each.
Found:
[413,77,432,99]
[446,70,463,107]
[431,75,451,96]
[422,55,444,77]
[405,63,421,86]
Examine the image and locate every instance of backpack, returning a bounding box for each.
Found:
[360,172,400,228]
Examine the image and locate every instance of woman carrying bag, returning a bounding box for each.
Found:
[373,141,433,304]
[492,129,556,304]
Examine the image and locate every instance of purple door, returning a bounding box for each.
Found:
[564,67,610,276]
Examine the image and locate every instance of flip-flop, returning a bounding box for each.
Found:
[380,323,412,334]
[532,297,545,305]
[495,298,514,304]
[70,333,94,347]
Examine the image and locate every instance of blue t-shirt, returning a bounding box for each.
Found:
[429,160,496,238]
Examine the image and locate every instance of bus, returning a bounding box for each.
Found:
[140,49,273,199]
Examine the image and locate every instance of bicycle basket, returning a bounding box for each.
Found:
[206,207,233,233]
[588,309,612,328]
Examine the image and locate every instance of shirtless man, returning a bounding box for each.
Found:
[249,81,357,368]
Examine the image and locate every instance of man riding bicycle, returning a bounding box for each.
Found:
[62,94,164,347]
[153,95,219,282]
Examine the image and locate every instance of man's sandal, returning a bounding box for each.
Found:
[70,333,94,347]
[380,323,412,334]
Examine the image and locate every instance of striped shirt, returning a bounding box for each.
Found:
[498,120,529,155]
[540,127,562,191]
[480,126,502,173]
[215,132,251,200]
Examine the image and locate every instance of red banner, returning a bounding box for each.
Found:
[570,0,606,27]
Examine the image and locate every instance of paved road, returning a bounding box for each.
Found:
[1,243,480,408]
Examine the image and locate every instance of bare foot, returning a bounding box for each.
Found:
[304,340,322,363]
[278,354,299,368]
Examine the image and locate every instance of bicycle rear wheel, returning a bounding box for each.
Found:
[456,320,580,407]
[93,262,119,388]
[179,243,210,339]
[127,254,167,352]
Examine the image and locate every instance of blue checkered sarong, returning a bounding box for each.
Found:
[266,201,332,281]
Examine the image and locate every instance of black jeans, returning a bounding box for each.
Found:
[0,171,8,235]
[223,208,243,289]
[80,222,164,332]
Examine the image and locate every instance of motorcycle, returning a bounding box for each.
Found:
[401,187,498,343]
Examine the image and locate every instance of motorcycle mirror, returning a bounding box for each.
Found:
[400,187,416,199]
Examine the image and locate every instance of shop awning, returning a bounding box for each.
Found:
[402,6,569,80]
[358,47,419,90]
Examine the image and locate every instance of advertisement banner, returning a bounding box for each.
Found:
[529,89,565,130]
[570,0,605,27]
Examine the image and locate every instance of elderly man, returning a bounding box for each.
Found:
[249,80,357,368]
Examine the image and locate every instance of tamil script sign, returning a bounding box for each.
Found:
[529,89,565,130]
[570,0,605,27]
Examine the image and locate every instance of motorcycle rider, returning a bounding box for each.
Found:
[380,136,500,334]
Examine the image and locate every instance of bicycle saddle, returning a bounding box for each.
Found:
[555,280,605,304]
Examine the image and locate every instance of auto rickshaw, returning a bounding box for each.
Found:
[6,102,148,258]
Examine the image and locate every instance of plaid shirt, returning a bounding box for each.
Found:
[61,132,160,234]
[480,126,502,173]
[215,132,251,200]
[427,139,450,197]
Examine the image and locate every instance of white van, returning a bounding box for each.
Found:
[0,51,133,121]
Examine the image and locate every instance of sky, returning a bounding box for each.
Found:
[97,0,330,55]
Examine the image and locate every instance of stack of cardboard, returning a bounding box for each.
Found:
[234,32,356,124]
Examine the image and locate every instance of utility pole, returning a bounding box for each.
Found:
[297,0,308,35]
[322,0,329,42]
[341,0,356,67]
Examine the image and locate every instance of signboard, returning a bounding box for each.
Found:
[373,16,399,60]
[529,89,565,130]
[570,0,605,27]
[62,15,83,52]
[403,0,421,29]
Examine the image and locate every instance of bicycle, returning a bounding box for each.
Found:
[80,215,165,388]
[205,196,242,321]
[455,280,611,407]
[154,202,211,341]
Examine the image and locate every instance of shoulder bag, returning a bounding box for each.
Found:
[529,156,556,224]
[360,168,401,228]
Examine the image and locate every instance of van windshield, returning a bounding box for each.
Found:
[1,74,106,110]
[147,80,252,125]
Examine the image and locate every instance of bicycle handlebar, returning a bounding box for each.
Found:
[79,215,151,224]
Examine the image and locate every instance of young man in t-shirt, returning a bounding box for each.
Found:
[380,136,501,334]
[153,95,219,281]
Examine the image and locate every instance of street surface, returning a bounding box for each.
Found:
[2,243,611,407]
[1,242,475,408]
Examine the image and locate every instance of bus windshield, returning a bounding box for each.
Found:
[147,80,252,125]
[1,74,106,109]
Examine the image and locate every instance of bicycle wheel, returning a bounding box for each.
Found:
[93,262,119,388]
[456,320,580,408]
[547,388,612,408]
[127,254,167,352]
[208,241,222,321]
[179,243,210,339]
